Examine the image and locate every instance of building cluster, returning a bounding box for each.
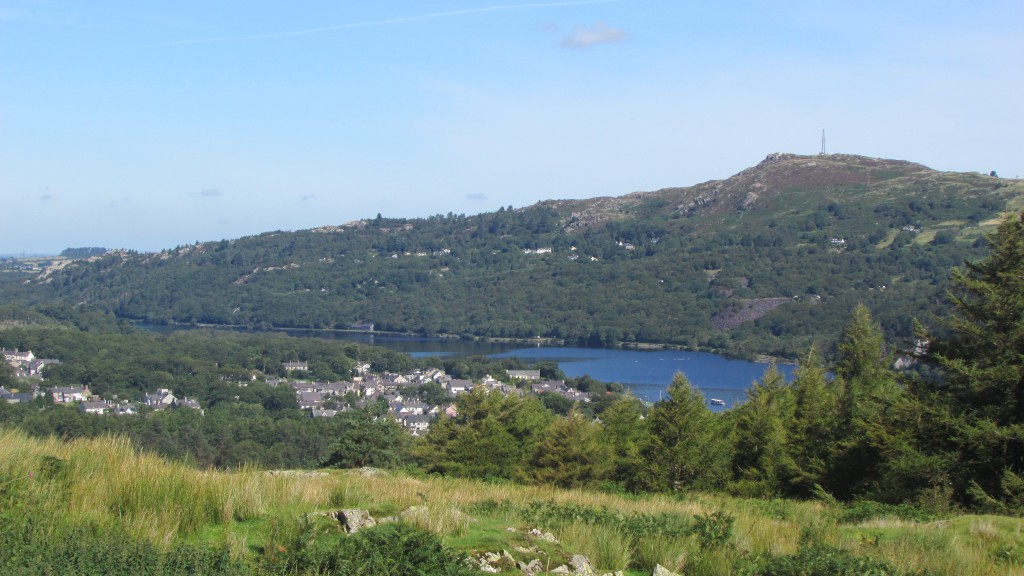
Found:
[1,348,203,415]
[272,363,594,435]
[1,348,59,403]
[2,347,595,435]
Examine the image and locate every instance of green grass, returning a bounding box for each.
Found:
[3,427,1024,575]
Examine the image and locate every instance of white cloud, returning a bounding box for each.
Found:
[467,193,488,200]
[561,22,627,48]
[198,188,222,198]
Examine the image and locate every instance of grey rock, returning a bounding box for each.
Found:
[570,554,596,576]
[519,558,544,575]
[653,565,681,576]
[334,509,375,533]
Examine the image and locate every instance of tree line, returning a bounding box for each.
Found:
[409,215,1024,512]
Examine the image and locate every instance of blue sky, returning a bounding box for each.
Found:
[2,1,1021,254]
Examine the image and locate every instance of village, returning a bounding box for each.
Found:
[1,348,595,435]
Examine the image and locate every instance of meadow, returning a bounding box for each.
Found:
[2,428,1021,575]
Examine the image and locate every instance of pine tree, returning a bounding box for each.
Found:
[827,304,901,499]
[414,388,553,480]
[524,410,611,488]
[597,397,650,490]
[785,346,839,496]
[924,213,1024,508]
[930,213,1024,425]
[729,365,796,497]
[643,372,730,492]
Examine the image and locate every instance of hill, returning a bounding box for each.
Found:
[16,153,1024,359]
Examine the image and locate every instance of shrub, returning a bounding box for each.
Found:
[747,543,914,575]
[341,523,476,576]
[835,500,934,524]
[691,510,735,550]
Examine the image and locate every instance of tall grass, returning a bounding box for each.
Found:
[557,522,633,571]
[0,428,332,545]
[4,427,1024,576]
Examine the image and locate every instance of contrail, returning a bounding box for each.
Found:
[153,0,620,47]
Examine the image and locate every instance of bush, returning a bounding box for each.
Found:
[341,523,476,576]
[834,500,934,524]
[691,510,735,550]
[747,543,913,575]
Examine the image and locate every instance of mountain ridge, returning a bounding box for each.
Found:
[12,152,1023,359]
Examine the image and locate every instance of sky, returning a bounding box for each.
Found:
[2,1,1022,255]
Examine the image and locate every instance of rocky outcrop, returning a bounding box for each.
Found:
[710,297,794,331]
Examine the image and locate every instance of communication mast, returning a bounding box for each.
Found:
[819,129,827,156]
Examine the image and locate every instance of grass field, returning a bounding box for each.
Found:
[2,428,1022,575]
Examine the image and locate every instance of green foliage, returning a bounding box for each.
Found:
[691,510,735,550]
[414,389,553,480]
[827,305,904,500]
[0,361,15,389]
[470,499,693,539]
[523,410,611,488]
[744,542,914,576]
[730,365,796,497]
[319,412,408,469]
[60,247,108,259]
[832,500,935,524]
[597,397,650,490]
[643,373,731,492]
[0,521,248,576]
[922,213,1024,510]
[339,522,476,576]
[784,348,839,496]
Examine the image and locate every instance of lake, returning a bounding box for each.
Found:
[140,325,793,409]
[273,330,795,410]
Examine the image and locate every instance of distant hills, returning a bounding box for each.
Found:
[15,153,1024,359]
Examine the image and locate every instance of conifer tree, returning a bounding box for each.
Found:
[730,365,796,497]
[643,372,730,492]
[924,213,1024,508]
[524,409,611,488]
[414,388,552,480]
[827,304,900,499]
[598,397,650,490]
[785,347,839,496]
[930,213,1024,425]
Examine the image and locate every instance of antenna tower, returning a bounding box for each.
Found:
[819,129,826,156]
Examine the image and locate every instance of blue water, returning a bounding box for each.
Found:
[286,331,794,409]
[140,325,791,409]
[489,347,793,408]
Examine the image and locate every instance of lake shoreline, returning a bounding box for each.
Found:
[134,319,798,365]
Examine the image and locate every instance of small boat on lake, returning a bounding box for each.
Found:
[709,398,725,406]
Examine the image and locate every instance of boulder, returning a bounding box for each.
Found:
[519,558,545,576]
[570,554,596,576]
[334,509,376,533]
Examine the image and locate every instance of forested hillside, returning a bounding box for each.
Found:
[15,153,1023,359]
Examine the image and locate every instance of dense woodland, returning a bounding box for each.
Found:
[2,213,1023,517]
[6,154,1021,360]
